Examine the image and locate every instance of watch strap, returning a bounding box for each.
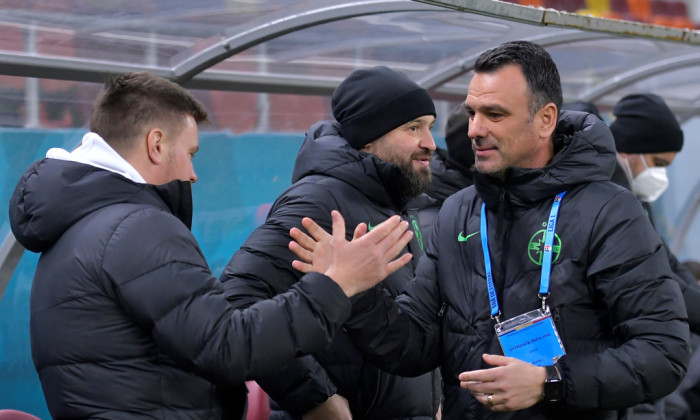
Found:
[543,364,562,403]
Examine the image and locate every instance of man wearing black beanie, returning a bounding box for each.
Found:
[610,93,683,203]
[220,66,441,419]
[608,93,700,420]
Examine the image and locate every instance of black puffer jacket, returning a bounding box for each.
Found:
[9,158,352,420]
[220,121,440,419]
[346,111,690,419]
[612,160,700,334]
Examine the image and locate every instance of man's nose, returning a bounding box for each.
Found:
[468,114,485,139]
[420,129,436,151]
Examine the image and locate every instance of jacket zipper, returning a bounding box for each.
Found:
[552,307,566,346]
[362,368,382,418]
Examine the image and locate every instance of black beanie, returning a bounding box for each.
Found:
[331,66,436,149]
[444,102,475,176]
[609,93,683,154]
[561,100,603,121]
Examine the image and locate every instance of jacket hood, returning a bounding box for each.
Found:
[9,158,192,253]
[474,110,617,209]
[291,120,407,208]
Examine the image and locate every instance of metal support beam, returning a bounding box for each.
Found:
[0,233,25,303]
[578,52,700,102]
[0,52,172,84]
[170,0,439,83]
[418,29,609,90]
[24,23,39,128]
[0,51,346,95]
[412,0,700,44]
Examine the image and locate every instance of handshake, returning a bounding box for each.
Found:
[289,210,414,297]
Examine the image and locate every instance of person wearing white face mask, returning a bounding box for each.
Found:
[622,154,671,202]
[609,93,682,203]
[609,93,699,420]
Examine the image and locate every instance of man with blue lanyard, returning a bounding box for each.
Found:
[289,40,690,420]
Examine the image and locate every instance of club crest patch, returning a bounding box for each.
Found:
[528,225,562,266]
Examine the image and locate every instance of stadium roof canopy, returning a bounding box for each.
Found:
[2,0,700,120]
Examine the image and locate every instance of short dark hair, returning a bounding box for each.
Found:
[90,72,208,153]
[473,40,562,117]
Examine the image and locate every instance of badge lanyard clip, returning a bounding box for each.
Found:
[480,191,566,324]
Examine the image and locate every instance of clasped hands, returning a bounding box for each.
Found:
[289,210,413,297]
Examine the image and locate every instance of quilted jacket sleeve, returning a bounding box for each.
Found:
[101,206,351,386]
[664,239,700,334]
[219,185,341,415]
[344,218,443,377]
[559,190,690,409]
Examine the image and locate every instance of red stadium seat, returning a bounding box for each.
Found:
[627,0,652,21]
[666,0,688,16]
[0,410,41,420]
[245,381,271,420]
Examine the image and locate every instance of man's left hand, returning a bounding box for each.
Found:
[458,353,546,411]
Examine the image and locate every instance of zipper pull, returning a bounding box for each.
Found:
[437,303,447,317]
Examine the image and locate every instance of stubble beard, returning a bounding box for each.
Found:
[475,158,507,181]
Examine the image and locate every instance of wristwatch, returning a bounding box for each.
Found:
[543,364,563,403]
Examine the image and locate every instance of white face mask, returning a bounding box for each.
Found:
[625,155,669,202]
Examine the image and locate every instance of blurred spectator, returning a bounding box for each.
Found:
[608,93,699,420]
[561,100,603,121]
[414,102,475,237]
[428,101,475,202]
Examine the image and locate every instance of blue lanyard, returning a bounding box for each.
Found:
[480,191,566,322]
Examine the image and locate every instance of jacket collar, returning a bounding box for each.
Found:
[292,120,407,209]
[474,110,617,210]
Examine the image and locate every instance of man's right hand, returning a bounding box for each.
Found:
[302,394,352,420]
[289,210,413,297]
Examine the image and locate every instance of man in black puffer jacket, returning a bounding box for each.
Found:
[8,72,414,420]
[607,93,700,420]
[294,41,691,420]
[220,66,441,419]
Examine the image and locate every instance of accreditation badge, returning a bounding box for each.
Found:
[495,307,565,366]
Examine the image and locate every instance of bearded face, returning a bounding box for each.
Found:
[361,115,436,198]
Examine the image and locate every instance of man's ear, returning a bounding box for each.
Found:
[538,103,558,139]
[146,128,165,164]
